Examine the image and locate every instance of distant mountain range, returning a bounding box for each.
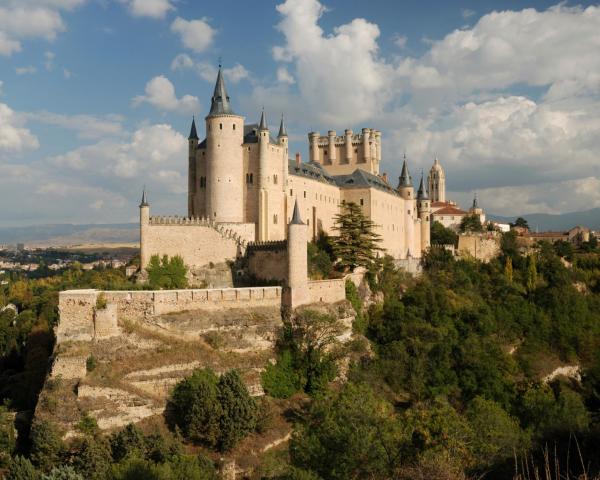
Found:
[489,208,600,232]
[0,223,138,247]
[0,208,598,246]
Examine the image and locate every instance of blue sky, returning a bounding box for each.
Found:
[1,0,599,226]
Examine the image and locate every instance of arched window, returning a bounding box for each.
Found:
[233,124,236,130]
[273,174,278,185]
[273,214,278,224]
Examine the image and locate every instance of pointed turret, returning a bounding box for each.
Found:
[188,116,198,140]
[208,66,234,116]
[472,193,478,209]
[259,109,268,131]
[139,188,149,207]
[290,199,303,225]
[398,155,412,188]
[417,173,428,200]
[278,114,287,138]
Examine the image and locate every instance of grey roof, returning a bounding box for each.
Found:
[140,188,149,207]
[398,157,412,188]
[290,199,303,225]
[417,174,428,200]
[278,114,287,137]
[288,159,337,185]
[208,67,234,116]
[243,124,280,145]
[259,110,268,130]
[188,117,199,140]
[334,168,399,196]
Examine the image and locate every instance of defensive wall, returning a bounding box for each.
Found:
[57,287,283,343]
[457,233,501,263]
[246,240,288,282]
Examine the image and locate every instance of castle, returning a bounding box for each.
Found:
[139,67,480,293]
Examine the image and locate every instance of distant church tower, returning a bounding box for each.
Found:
[427,157,445,203]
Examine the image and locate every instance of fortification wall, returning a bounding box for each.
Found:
[246,241,288,282]
[142,220,245,270]
[307,279,346,304]
[57,287,283,344]
[457,234,501,263]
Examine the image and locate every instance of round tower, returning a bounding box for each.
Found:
[397,155,415,258]
[427,156,446,203]
[205,66,244,223]
[417,174,431,252]
[309,131,320,162]
[327,130,337,165]
[287,200,309,308]
[278,114,289,191]
[344,129,353,164]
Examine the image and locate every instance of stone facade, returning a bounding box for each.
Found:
[457,233,501,263]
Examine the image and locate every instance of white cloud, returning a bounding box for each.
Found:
[27,111,125,139]
[461,9,475,19]
[48,124,187,186]
[0,103,40,156]
[170,17,215,53]
[276,66,295,84]
[0,1,84,56]
[393,34,407,49]
[16,65,37,75]
[271,0,394,125]
[132,76,200,114]
[63,68,72,79]
[44,51,55,71]
[121,0,175,19]
[171,55,249,84]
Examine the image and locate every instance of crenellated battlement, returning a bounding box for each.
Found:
[246,240,287,252]
[148,215,248,248]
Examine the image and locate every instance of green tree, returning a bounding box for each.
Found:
[110,424,147,462]
[459,214,483,233]
[6,456,40,480]
[307,242,333,280]
[0,404,16,467]
[430,221,458,245]
[261,350,304,399]
[168,369,222,448]
[526,254,538,294]
[290,383,406,480]
[466,397,530,468]
[30,420,64,473]
[512,217,529,229]
[332,201,382,271]
[504,256,513,283]
[147,255,188,289]
[71,437,112,480]
[217,370,258,451]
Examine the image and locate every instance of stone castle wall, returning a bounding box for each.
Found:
[57,287,283,344]
[246,240,288,282]
[307,279,346,304]
[457,233,501,263]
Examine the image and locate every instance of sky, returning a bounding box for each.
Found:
[0,0,599,226]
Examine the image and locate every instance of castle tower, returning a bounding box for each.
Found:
[397,155,415,258]
[205,66,244,223]
[257,110,270,241]
[327,130,337,165]
[344,129,353,164]
[188,116,199,217]
[417,174,431,252]
[278,114,289,195]
[139,188,150,269]
[427,156,446,203]
[470,193,486,224]
[287,199,309,308]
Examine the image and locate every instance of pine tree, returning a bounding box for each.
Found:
[217,370,257,452]
[332,202,382,271]
[526,254,538,294]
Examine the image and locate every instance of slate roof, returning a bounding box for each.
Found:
[208,67,234,116]
[333,168,400,196]
[288,159,337,185]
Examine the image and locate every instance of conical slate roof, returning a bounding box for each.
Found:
[278,114,287,137]
[208,67,234,116]
[417,174,428,200]
[259,110,268,131]
[188,116,199,140]
[140,188,149,207]
[472,193,478,209]
[290,199,303,225]
[398,156,412,188]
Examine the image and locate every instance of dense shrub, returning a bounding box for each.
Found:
[147,255,188,289]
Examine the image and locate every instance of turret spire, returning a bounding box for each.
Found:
[278,114,287,137]
[417,172,428,200]
[290,199,304,225]
[472,193,478,209]
[259,109,268,131]
[398,154,412,188]
[140,187,149,207]
[188,116,198,140]
[208,66,234,116]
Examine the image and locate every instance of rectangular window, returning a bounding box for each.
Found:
[360,198,364,206]
[303,191,306,198]
[273,214,278,224]
[273,174,278,185]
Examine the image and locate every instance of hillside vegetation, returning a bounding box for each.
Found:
[1,233,600,478]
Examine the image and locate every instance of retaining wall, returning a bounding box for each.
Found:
[307,279,346,304]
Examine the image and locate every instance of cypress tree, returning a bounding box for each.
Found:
[217,370,257,452]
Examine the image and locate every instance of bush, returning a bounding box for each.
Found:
[0,405,16,467]
[110,423,147,462]
[85,356,97,372]
[30,420,64,473]
[261,351,304,399]
[71,437,111,480]
[75,413,99,436]
[95,293,107,310]
[345,279,365,333]
[43,465,84,479]
[6,456,40,480]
